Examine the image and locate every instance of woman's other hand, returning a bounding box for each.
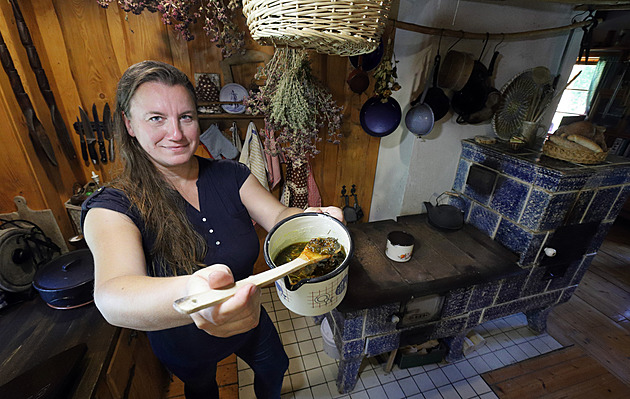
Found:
[187,265,261,337]
[304,206,345,224]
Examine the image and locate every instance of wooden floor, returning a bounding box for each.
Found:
[482,345,630,398]
[165,354,239,399]
[547,217,630,387]
[483,216,630,398]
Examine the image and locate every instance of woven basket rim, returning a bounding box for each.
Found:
[242,0,392,56]
[542,140,609,164]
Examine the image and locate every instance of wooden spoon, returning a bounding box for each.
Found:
[173,238,341,314]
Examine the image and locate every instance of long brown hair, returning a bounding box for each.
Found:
[111,60,206,276]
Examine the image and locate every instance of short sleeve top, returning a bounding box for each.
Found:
[81,157,259,280]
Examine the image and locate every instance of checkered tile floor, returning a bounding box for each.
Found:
[237,287,563,399]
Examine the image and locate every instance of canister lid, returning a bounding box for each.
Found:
[387,231,414,246]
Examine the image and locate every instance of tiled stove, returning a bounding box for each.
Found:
[326,139,630,394]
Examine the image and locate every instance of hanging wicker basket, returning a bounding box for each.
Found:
[242,0,392,56]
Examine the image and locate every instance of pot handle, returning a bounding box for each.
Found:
[456,114,469,124]
[61,259,80,271]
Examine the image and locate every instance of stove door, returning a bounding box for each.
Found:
[398,294,444,329]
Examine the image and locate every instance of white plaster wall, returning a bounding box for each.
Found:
[369,0,583,221]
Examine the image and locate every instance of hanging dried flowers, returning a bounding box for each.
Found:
[96,0,245,57]
[373,38,400,99]
[245,48,343,166]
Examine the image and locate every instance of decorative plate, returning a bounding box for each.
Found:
[219,83,248,114]
[492,69,538,140]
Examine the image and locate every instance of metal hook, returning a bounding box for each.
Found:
[493,33,505,53]
[447,30,465,52]
[479,32,490,61]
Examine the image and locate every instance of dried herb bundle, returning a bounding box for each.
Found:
[246,48,343,165]
[96,0,245,57]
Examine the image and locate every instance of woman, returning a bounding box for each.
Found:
[81,60,343,398]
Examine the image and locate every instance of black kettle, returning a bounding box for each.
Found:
[424,192,464,230]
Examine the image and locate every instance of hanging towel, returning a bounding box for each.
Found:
[200,124,239,159]
[307,161,322,208]
[285,162,308,209]
[230,121,242,153]
[239,122,269,191]
[263,128,282,189]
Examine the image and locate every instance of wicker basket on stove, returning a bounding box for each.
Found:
[242,0,392,56]
[542,140,609,164]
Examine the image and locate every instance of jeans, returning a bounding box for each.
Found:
[149,309,288,399]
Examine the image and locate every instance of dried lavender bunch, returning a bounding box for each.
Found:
[96,0,245,57]
[245,48,343,165]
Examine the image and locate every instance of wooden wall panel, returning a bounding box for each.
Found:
[0,0,381,248]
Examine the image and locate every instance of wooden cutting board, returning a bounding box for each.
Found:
[0,196,68,253]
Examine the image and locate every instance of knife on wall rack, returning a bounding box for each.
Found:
[73,118,89,165]
[102,103,115,162]
[79,107,98,165]
[92,104,108,164]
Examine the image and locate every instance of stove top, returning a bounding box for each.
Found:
[337,214,522,312]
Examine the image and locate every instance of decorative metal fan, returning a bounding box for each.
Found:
[492,69,538,140]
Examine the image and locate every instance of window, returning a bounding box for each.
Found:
[549,59,599,133]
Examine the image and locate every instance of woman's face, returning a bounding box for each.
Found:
[124,81,199,169]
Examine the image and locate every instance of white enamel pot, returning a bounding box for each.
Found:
[263,213,353,316]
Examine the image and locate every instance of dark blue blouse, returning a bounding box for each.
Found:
[81,157,266,370]
[81,157,259,280]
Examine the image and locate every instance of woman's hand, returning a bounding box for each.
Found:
[304,206,345,224]
[186,265,261,338]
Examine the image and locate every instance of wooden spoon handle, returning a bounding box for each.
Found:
[173,257,311,314]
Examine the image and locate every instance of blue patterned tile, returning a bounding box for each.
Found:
[556,172,589,192]
[564,190,595,225]
[490,176,531,221]
[453,159,471,193]
[431,316,468,338]
[441,287,473,318]
[465,310,483,329]
[365,303,400,335]
[481,291,561,322]
[340,338,366,358]
[496,273,528,303]
[337,356,363,393]
[499,155,537,184]
[461,141,501,169]
[467,281,500,311]
[583,186,622,223]
[570,254,596,286]
[468,203,500,238]
[521,190,578,231]
[533,167,564,192]
[559,286,577,303]
[494,218,533,257]
[588,223,613,254]
[365,332,400,356]
[520,232,547,266]
[601,165,630,186]
[583,169,605,189]
[332,310,365,341]
[522,266,550,296]
[608,185,630,221]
